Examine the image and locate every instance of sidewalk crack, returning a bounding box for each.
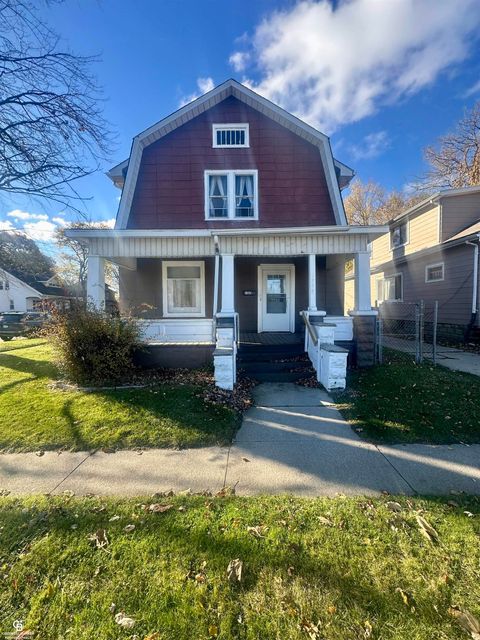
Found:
[374,445,418,495]
[49,451,94,494]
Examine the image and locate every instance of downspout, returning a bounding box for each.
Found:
[212,235,220,339]
[465,233,480,340]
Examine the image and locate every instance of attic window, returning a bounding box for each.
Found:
[213,124,249,148]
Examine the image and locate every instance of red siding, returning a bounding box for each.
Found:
[127,96,336,229]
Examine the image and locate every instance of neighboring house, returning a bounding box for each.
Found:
[66,79,386,387]
[0,271,116,313]
[345,186,480,341]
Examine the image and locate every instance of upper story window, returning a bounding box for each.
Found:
[212,124,249,148]
[205,170,258,220]
[390,221,408,249]
[425,262,444,283]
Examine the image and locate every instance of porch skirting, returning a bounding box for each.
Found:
[134,344,215,369]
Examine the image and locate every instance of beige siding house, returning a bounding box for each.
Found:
[345,186,480,341]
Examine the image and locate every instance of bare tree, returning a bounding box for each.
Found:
[344,179,387,225]
[345,179,427,225]
[55,222,116,292]
[421,102,480,189]
[0,0,113,209]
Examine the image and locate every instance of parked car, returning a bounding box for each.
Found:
[0,312,47,340]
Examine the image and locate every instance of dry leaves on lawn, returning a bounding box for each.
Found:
[148,503,174,513]
[415,515,439,543]
[247,525,268,538]
[114,612,136,628]
[227,558,243,584]
[87,528,109,549]
[299,619,321,639]
[124,524,136,533]
[449,607,480,639]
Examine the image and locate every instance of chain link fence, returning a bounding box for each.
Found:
[377,300,438,364]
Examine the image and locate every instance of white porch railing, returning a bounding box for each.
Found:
[302,311,348,390]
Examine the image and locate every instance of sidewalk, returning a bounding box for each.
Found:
[0,383,478,497]
[386,337,480,376]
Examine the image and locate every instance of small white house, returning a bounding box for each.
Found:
[0,270,74,312]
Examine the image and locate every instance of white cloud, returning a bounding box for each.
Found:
[349,131,390,161]
[23,220,57,242]
[52,216,68,226]
[464,78,480,97]
[230,0,480,133]
[6,209,48,221]
[0,220,15,231]
[229,51,250,72]
[103,218,115,228]
[179,76,215,106]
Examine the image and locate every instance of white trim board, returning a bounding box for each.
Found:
[113,79,349,229]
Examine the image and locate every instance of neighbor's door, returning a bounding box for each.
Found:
[259,266,294,332]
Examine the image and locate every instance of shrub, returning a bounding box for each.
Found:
[48,306,141,386]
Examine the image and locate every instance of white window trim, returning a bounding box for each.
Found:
[390,220,409,250]
[204,169,259,221]
[162,260,205,318]
[212,123,249,148]
[425,262,444,283]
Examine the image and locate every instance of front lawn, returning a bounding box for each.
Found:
[0,340,239,451]
[0,494,478,639]
[334,352,480,444]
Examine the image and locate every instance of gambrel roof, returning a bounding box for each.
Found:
[109,79,354,229]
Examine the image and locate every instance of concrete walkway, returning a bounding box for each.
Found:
[0,383,478,497]
[386,337,480,376]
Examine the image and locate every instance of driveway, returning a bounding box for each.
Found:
[0,383,478,497]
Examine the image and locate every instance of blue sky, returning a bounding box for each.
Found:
[1,0,480,247]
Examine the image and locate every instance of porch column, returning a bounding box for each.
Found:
[308,254,317,312]
[353,251,372,313]
[221,254,235,313]
[86,255,105,310]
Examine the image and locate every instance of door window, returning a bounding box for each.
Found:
[266,274,287,314]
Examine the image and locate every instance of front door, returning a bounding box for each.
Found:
[258,265,295,332]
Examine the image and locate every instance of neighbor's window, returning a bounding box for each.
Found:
[377,274,403,302]
[5,280,9,290]
[206,170,258,220]
[390,222,408,249]
[162,261,205,317]
[212,123,249,148]
[0,281,3,290]
[425,263,444,283]
[9,300,14,310]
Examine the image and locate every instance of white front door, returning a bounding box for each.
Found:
[258,265,295,332]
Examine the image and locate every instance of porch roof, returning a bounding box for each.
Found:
[66,225,387,259]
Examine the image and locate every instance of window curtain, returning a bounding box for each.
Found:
[209,174,227,217]
[236,175,254,216]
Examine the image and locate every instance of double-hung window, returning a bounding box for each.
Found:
[390,222,408,249]
[205,170,258,220]
[377,274,403,302]
[162,261,205,317]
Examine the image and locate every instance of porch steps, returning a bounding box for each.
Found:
[237,342,314,383]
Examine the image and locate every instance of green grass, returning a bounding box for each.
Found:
[0,340,238,452]
[334,352,480,444]
[0,494,478,639]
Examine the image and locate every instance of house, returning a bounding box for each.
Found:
[0,271,71,312]
[345,186,480,342]
[0,271,116,313]
[66,79,386,388]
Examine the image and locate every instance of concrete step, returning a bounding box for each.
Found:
[239,361,312,374]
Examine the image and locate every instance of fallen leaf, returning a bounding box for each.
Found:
[124,524,135,533]
[208,624,218,637]
[247,525,268,538]
[364,620,373,638]
[449,607,480,639]
[149,503,174,514]
[299,619,321,639]
[464,511,474,518]
[215,485,236,497]
[109,515,120,522]
[395,587,409,606]
[242,457,250,463]
[88,529,109,549]
[318,516,333,526]
[415,515,439,543]
[327,605,336,615]
[114,612,136,628]
[227,558,243,584]
[386,501,402,512]
[36,450,45,457]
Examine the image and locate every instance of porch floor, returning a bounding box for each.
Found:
[239,331,304,346]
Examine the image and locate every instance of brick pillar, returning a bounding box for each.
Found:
[352,314,377,367]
